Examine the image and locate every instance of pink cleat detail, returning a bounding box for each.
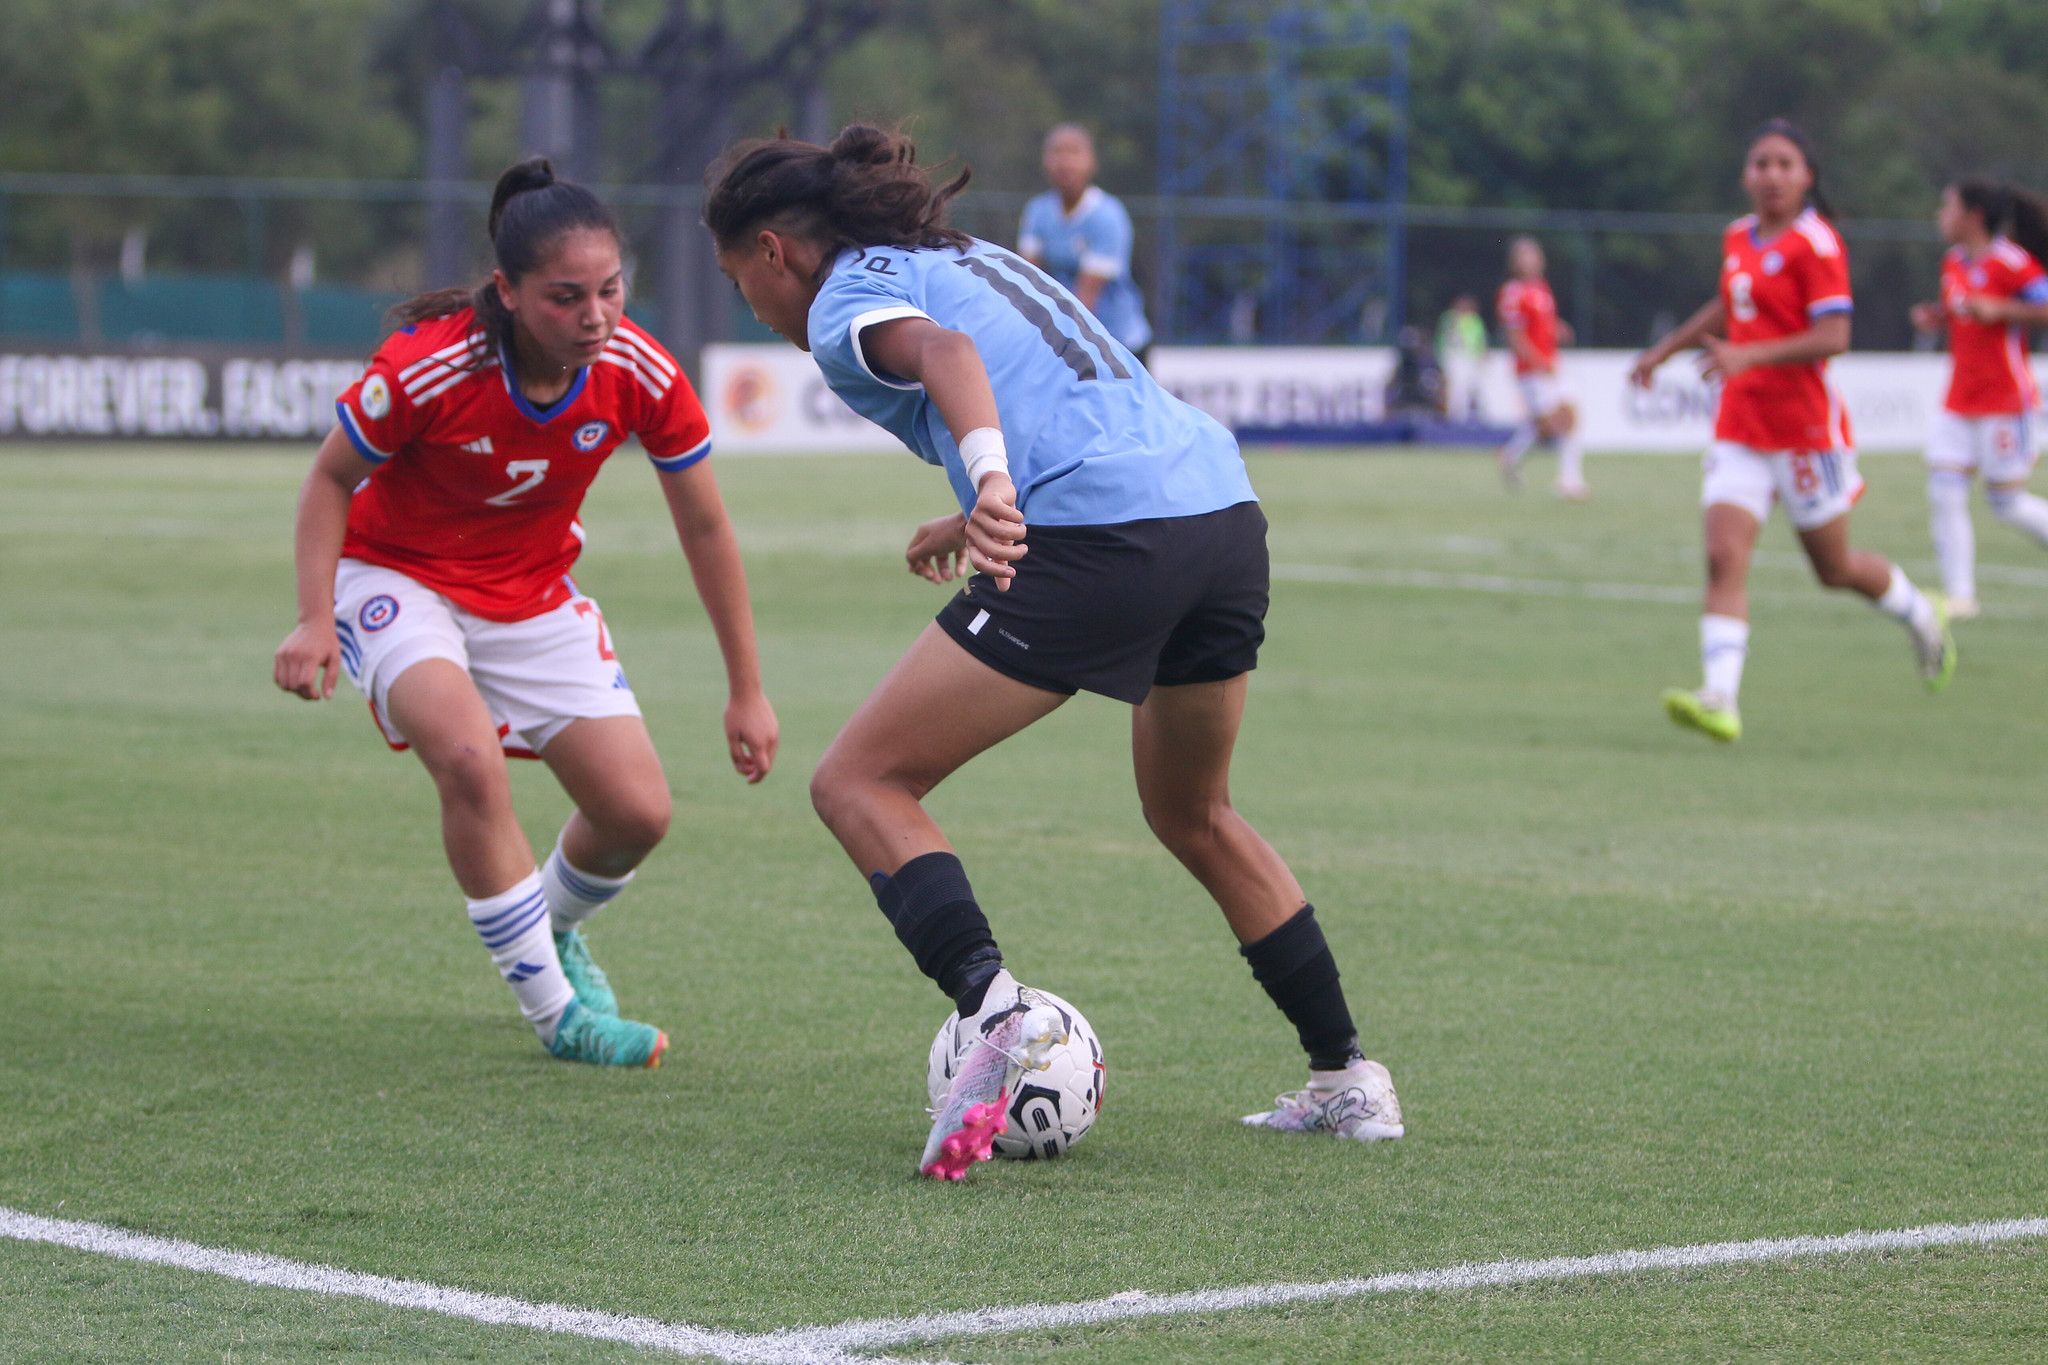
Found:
[919,1091,1010,1181]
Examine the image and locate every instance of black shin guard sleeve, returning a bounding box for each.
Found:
[1240,904,1360,1070]
[871,852,1002,1012]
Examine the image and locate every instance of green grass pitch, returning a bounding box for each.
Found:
[4,445,2048,1362]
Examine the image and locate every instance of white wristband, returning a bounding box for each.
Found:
[959,427,1009,489]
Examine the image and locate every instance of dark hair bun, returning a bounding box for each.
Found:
[830,125,900,167]
[489,157,558,238]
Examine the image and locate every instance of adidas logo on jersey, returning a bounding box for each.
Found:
[461,436,494,454]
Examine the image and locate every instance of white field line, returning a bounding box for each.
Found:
[0,1206,904,1365]
[5,1207,2045,1364]
[778,1217,2048,1355]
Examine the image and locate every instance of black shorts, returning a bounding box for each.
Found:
[935,500,1269,705]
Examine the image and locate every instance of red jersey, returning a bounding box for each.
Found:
[1497,278,1558,375]
[1939,237,2047,416]
[1715,209,1854,451]
[334,309,710,621]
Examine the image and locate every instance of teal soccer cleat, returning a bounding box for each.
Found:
[546,998,667,1068]
[553,928,617,1016]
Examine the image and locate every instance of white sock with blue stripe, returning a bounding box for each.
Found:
[541,835,633,933]
[466,870,573,1044]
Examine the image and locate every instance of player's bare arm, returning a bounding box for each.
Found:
[274,424,378,700]
[657,459,779,783]
[1960,292,2048,326]
[860,315,1027,590]
[1703,311,1849,381]
[1631,297,1727,386]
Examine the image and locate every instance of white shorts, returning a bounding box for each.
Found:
[332,559,640,757]
[1701,442,1865,531]
[1925,410,2038,485]
[1517,372,1568,419]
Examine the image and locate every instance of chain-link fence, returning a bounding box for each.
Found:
[0,172,1950,361]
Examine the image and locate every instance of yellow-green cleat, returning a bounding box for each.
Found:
[1916,596,1958,694]
[1663,688,1741,743]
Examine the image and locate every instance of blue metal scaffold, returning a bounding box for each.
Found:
[1158,0,1408,345]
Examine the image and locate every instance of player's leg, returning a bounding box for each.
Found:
[536,716,672,1016]
[1549,401,1588,499]
[812,622,1066,1009]
[1497,378,1541,486]
[1925,413,1980,618]
[1665,498,1760,741]
[1130,675,1401,1141]
[1796,511,1955,691]
[1926,468,1978,617]
[383,660,580,1048]
[1982,416,2048,562]
[811,623,1073,1177]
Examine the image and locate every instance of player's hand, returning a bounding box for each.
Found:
[905,512,970,584]
[273,620,342,700]
[724,687,779,785]
[964,474,1027,592]
[1960,293,2011,323]
[1698,336,1751,381]
[1627,350,1664,388]
[1909,301,1945,333]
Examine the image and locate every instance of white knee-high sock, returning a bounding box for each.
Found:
[1700,613,1749,707]
[1500,424,1537,469]
[467,871,573,1043]
[1926,469,1976,602]
[541,835,634,932]
[1987,486,2048,547]
[1876,563,1938,636]
[1556,430,1586,487]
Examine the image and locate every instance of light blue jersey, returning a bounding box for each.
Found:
[806,239,1252,527]
[1018,187,1153,352]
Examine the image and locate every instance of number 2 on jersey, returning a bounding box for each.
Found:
[485,459,549,506]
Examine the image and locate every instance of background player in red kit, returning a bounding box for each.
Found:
[1495,237,1588,499]
[1632,119,1954,743]
[273,160,778,1065]
[1911,178,2048,619]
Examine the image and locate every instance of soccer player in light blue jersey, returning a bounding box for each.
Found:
[1018,123,1153,361]
[706,125,1404,1179]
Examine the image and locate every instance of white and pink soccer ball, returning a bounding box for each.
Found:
[926,989,1104,1160]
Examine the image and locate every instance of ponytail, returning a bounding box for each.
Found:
[385,157,620,363]
[703,124,972,267]
[1953,175,2048,266]
[1746,117,1834,220]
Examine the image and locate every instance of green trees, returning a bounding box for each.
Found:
[5,0,2048,344]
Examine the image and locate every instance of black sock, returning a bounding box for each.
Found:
[870,852,1004,1015]
[1240,904,1363,1072]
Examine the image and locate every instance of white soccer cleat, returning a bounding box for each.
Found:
[1947,595,1981,622]
[919,971,1068,1180]
[1243,1058,1404,1142]
[1554,479,1591,501]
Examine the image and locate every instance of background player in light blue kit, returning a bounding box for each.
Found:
[1018,123,1154,363]
[707,125,1403,1180]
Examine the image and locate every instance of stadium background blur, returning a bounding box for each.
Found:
[4,0,2048,384]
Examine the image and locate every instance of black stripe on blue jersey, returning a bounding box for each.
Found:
[989,250,1133,381]
[957,257,1104,382]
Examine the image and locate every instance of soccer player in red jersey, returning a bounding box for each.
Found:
[1910,178,2048,620]
[1632,120,1954,743]
[1496,237,1588,499]
[272,160,779,1065]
